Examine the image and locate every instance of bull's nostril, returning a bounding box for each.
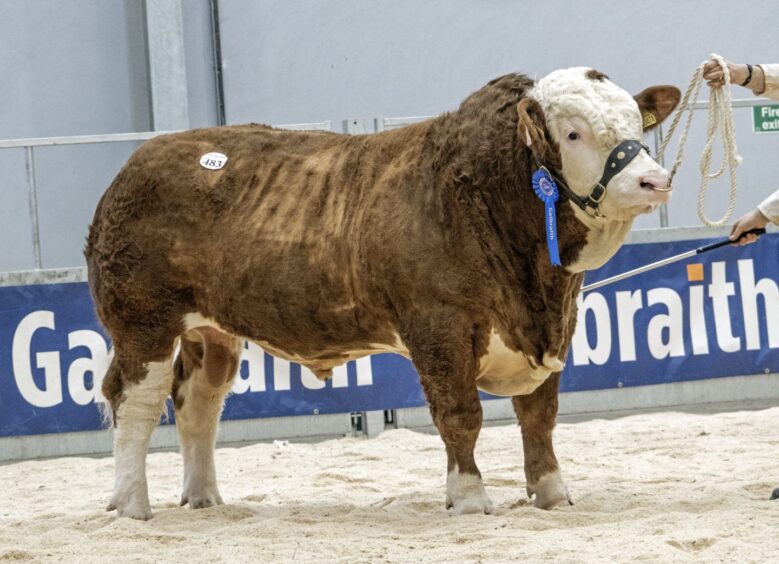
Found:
[640,181,653,189]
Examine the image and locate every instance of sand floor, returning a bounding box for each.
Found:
[2,407,779,562]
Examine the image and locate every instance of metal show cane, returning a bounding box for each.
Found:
[581,228,767,293]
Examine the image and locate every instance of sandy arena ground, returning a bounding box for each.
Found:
[2,407,779,562]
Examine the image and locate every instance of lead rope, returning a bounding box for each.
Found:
[656,54,742,227]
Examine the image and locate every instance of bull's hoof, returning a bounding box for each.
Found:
[107,497,153,521]
[446,471,494,515]
[771,487,779,500]
[181,487,224,509]
[532,489,572,510]
[527,470,572,510]
[449,496,494,515]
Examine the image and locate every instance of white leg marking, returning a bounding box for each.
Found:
[175,335,240,509]
[446,465,494,515]
[176,373,231,509]
[528,469,572,510]
[108,359,174,520]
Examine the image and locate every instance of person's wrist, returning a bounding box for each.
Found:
[751,65,766,95]
[754,208,770,226]
[729,63,748,86]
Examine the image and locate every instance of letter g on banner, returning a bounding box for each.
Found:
[12,311,63,408]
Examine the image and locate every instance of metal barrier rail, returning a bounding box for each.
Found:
[0,131,179,150]
[692,98,767,110]
[374,116,431,132]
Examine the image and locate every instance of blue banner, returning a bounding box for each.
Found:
[0,234,777,437]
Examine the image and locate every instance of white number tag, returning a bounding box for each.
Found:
[199,152,228,170]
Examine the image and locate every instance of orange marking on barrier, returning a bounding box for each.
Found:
[687,263,704,282]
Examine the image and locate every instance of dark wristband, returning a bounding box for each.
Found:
[741,63,753,86]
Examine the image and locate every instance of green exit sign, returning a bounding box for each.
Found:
[753,104,779,133]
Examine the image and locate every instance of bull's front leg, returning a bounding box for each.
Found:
[512,372,572,509]
[422,376,493,515]
[405,316,493,515]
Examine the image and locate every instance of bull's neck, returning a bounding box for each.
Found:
[435,119,588,278]
[564,204,634,273]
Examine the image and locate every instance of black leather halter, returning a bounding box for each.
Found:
[539,139,652,218]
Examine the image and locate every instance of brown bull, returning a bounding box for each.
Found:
[86,68,679,519]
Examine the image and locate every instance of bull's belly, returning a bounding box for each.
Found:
[475,331,553,397]
[183,312,408,377]
[184,314,554,396]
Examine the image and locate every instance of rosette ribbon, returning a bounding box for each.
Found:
[531,167,561,266]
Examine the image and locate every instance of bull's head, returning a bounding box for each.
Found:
[518,67,681,223]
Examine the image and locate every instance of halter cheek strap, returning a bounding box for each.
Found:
[598,140,647,191]
[539,139,651,218]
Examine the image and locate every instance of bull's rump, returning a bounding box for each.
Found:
[86,123,426,359]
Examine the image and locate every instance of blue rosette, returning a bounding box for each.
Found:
[531,168,562,266]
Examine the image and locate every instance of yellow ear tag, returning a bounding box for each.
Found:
[641,110,657,128]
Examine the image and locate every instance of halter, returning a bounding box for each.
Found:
[537,139,653,218]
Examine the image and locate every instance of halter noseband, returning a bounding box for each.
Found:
[538,139,652,218]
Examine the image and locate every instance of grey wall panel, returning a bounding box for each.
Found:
[218,0,777,126]
[33,142,142,269]
[182,0,219,128]
[0,0,151,138]
[0,149,36,271]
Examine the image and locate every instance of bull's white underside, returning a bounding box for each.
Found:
[476,330,562,396]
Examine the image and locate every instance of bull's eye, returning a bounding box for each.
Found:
[567,132,580,141]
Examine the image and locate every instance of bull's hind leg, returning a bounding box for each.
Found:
[406,316,493,515]
[512,372,572,509]
[104,348,176,520]
[172,328,241,509]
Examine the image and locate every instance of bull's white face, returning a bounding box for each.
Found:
[532,67,672,222]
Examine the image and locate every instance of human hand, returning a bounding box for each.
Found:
[730,208,769,245]
[703,57,748,89]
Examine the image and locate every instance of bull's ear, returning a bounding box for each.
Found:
[634,85,681,131]
[517,98,553,160]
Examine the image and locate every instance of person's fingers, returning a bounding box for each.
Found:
[702,67,719,80]
[730,221,744,240]
[730,209,768,244]
[741,234,758,246]
[732,231,760,246]
[705,67,725,89]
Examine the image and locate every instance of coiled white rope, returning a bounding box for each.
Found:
[656,54,742,227]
